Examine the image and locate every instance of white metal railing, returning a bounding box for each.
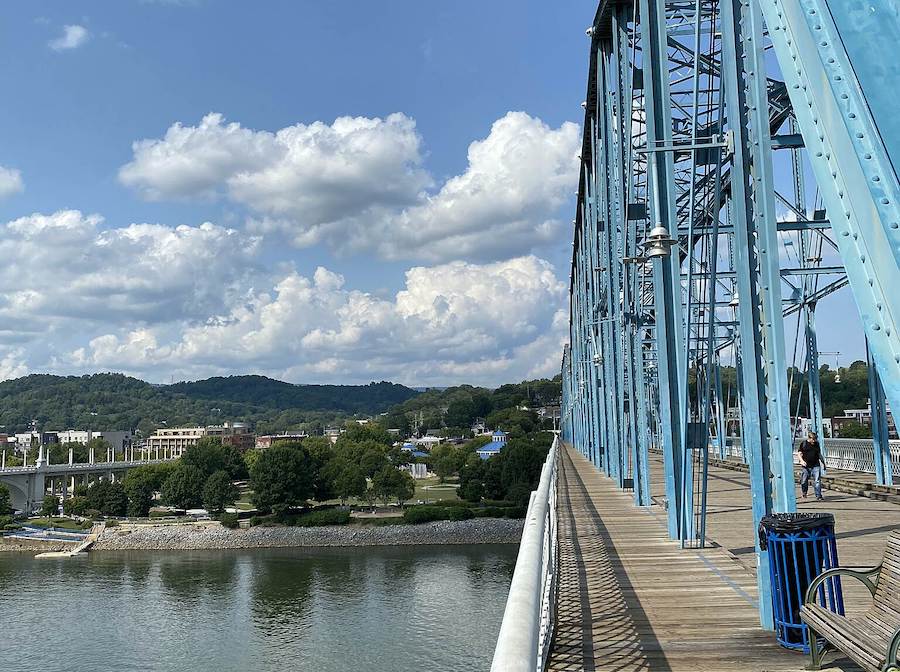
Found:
[490,436,559,672]
[722,437,900,477]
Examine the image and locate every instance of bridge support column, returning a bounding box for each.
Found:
[868,341,894,486]
[639,0,684,540]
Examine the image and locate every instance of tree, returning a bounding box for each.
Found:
[372,466,408,506]
[360,448,390,479]
[333,463,367,505]
[837,421,872,439]
[86,437,112,462]
[161,464,206,509]
[220,443,249,480]
[250,444,314,514]
[336,423,392,448]
[0,483,10,514]
[459,478,484,503]
[303,437,335,502]
[445,397,477,429]
[202,470,239,513]
[182,437,226,477]
[49,442,89,465]
[103,482,129,517]
[40,496,58,517]
[394,470,415,507]
[123,470,157,517]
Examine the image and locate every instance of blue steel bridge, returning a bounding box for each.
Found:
[491,0,900,671]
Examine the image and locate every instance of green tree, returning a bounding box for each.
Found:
[304,437,336,501]
[372,466,406,506]
[49,442,89,465]
[0,483,10,514]
[161,464,206,509]
[40,496,58,517]
[244,448,263,474]
[123,469,157,517]
[220,443,249,480]
[182,437,226,477]
[250,444,314,514]
[459,478,485,503]
[837,421,872,438]
[86,437,112,462]
[360,447,390,479]
[445,397,477,428]
[394,470,415,507]
[333,463,367,505]
[336,423,392,448]
[103,482,129,517]
[202,470,239,513]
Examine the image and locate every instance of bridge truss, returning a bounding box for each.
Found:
[561,0,900,628]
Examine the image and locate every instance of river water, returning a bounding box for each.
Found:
[0,545,516,672]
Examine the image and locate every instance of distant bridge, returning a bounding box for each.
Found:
[1,450,176,513]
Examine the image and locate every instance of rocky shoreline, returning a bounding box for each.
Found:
[0,537,74,552]
[93,518,524,551]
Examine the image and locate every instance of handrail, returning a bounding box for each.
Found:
[490,435,559,672]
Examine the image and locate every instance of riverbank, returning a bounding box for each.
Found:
[93,518,524,550]
[0,537,74,552]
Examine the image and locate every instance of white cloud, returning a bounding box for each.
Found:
[0,210,259,329]
[49,24,90,51]
[0,167,23,199]
[120,111,580,262]
[71,255,568,386]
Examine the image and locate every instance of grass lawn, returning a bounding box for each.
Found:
[27,517,85,530]
[414,476,460,503]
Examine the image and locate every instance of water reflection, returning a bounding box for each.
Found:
[250,554,314,630]
[0,545,516,672]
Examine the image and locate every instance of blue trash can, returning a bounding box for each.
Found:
[758,512,845,652]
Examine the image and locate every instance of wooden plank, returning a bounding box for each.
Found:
[546,444,867,671]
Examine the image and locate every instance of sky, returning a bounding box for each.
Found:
[0,1,867,387]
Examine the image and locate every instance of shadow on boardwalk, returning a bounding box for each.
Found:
[547,445,863,672]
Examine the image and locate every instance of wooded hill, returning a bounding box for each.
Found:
[0,373,419,435]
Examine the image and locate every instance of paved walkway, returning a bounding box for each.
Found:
[547,444,871,672]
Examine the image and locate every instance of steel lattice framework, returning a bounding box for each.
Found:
[561,0,900,628]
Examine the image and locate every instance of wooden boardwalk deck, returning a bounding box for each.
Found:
[547,444,874,672]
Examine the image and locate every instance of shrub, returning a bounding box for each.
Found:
[249,515,278,527]
[293,509,351,527]
[503,506,527,519]
[472,506,504,518]
[105,519,120,528]
[448,507,474,521]
[219,512,240,529]
[429,500,471,508]
[403,506,450,524]
[483,500,514,508]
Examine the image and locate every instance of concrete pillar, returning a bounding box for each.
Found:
[1,450,5,469]
[89,445,95,465]
[68,447,73,466]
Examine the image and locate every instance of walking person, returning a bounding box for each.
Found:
[797,430,825,501]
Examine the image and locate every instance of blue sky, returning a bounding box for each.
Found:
[0,1,867,386]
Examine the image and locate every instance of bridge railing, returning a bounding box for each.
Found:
[722,437,900,477]
[490,436,558,672]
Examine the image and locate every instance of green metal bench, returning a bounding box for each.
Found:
[800,530,900,672]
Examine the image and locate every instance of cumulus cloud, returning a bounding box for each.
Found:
[49,24,90,51]
[120,111,579,262]
[0,167,23,199]
[0,210,259,329]
[70,255,568,386]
